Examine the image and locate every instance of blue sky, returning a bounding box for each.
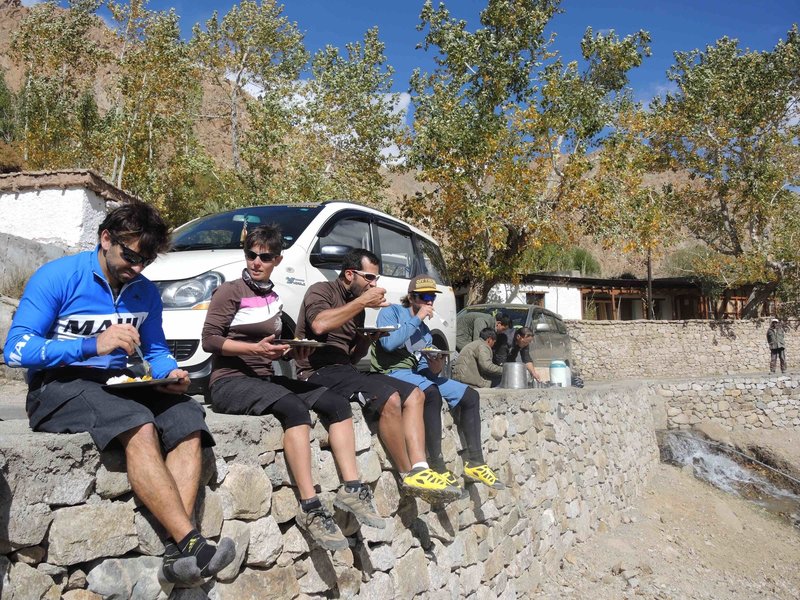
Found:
[27,0,799,104]
[142,0,798,105]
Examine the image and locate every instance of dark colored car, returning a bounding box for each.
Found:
[457,304,572,371]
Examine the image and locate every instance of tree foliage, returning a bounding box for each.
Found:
[11,0,108,167]
[273,27,403,206]
[191,0,307,176]
[647,26,800,316]
[403,0,650,304]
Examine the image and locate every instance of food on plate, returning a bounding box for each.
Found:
[106,374,153,385]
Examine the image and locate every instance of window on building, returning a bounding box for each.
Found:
[526,292,545,307]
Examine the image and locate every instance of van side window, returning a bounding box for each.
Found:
[414,236,450,285]
[375,223,413,279]
[316,218,371,253]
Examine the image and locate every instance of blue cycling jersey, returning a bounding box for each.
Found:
[3,246,178,382]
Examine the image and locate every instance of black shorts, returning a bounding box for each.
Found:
[27,373,213,452]
[209,375,352,430]
[307,364,417,418]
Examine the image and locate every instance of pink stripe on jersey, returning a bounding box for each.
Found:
[240,293,278,308]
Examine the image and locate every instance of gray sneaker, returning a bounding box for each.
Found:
[296,505,349,551]
[333,485,386,529]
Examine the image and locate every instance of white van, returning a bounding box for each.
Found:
[143,201,456,394]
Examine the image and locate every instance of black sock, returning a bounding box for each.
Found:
[300,496,322,512]
[164,538,180,558]
[423,386,444,467]
[344,480,362,493]
[177,530,218,572]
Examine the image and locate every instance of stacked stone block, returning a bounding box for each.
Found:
[0,385,658,599]
[568,319,799,380]
[653,375,800,431]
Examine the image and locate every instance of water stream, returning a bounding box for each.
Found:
[658,430,800,530]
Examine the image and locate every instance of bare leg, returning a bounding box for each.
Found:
[119,423,193,542]
[283,424,316,500]
[402,388,427,465]
[327,418,359,481]
[164,432,202,520]
[378,394,411,472]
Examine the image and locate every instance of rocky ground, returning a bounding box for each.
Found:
[539,432,800,600]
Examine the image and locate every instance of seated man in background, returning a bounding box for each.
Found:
[495,326,541,385]
[452,327,505,388]
[3,203,234,587]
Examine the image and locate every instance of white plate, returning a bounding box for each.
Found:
[104,377,181,389]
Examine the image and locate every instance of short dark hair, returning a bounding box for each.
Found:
[479,327,497,341]
[495,313,512,328]
[98,202,170,257]
[246,224,283,254]
[339,249,380,278]
[514,326,533,339]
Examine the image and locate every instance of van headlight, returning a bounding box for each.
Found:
[156,272,224,310]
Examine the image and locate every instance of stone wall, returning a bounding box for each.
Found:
[0,384,657,599]
[651,375,800,431]
[568,319,800,380]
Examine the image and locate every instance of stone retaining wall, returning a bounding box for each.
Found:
[0,384,657,599]
[651,375,800,431]
[568,319,800,380]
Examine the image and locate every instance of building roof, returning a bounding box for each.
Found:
[0,170,140,205]
[518,272,703,290]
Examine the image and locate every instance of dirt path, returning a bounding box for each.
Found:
[539,460,800,599]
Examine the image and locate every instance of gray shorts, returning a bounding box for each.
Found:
[27,370,213,452]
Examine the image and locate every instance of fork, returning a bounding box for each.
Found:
[133,345,152,378]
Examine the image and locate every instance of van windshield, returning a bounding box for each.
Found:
[170,205,323,251]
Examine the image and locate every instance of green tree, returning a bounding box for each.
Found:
[403,0,650,304]
[106,1,201,192]
[191,0,307,174]
[274,27,403,206]
[11,0,107,166]
[648,27,800,317]
[0,73,16,143]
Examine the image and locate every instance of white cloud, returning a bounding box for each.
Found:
[635,81,679,108]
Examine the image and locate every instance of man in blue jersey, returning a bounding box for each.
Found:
[3,202,234,587]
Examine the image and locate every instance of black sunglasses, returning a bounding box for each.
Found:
[112,235,155,267]
[415,292,437,302]
[245,250,278,262]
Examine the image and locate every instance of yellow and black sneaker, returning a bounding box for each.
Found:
[463,462,506,490]
[401,467,462,504]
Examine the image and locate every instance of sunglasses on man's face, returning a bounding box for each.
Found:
[112,236,155,267]
[415,292,437,302]
[351,269,380,283]
[245,250,278,262]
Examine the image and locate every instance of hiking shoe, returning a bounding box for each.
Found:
[463,462,506,490]
[402,467,462,503]
[333,484,386,529]
[437,469,459,487]
[296,505,349,551]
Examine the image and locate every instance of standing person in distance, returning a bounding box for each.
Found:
[3,203,235,587]
[371,275,505,490]
[767,317,787,374]
[202,225,385,553]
